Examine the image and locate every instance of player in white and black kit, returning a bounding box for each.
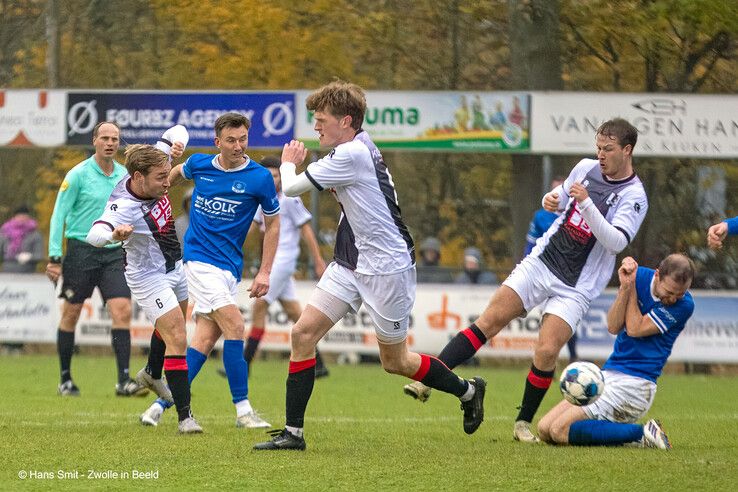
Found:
[404,118,649,443]
[254,81,486,451]
[87,128,202,434]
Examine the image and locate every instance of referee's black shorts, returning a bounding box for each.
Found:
[60,238,131,304]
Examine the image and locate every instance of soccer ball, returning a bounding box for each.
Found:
[559,361,605,406]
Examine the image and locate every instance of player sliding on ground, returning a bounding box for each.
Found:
[254,81,485,451]
[537,254,695,449]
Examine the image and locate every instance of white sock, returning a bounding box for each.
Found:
[235,399,253,417]
[286,425,303,438]
[459,379,475,402]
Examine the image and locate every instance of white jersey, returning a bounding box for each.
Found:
[304,130,415,275]
[94,177,181,285]
[530,158,648,298]
[254,192,312,272]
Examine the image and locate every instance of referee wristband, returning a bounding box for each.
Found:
[49,256,62,264]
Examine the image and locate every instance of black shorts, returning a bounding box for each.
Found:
[60,238,131,304]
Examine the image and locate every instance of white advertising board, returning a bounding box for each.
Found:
[531,92,738,158]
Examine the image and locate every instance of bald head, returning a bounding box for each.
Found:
[657,254,695,286]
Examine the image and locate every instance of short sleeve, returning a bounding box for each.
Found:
[647,298,694,335]
[258,171,280,216]
[288,197,312,227]
[304,145,357,190]
[182,155,196,180]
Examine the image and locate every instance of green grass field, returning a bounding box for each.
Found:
[1,354,737,491]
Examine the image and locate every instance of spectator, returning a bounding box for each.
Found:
[454,247,498,285]
[0,204,44,353]
[416,236,454,283]
[0,205,44,273]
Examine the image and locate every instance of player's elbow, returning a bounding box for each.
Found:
[85,231,105,248]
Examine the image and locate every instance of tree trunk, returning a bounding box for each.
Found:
[507,0,564,258]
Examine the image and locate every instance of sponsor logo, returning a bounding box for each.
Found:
[634,202,641,213]
[60,180,69,192]
[110,204,118,211]
[194,196,241,217]
[142,195,172,231]
[67,100,98,137]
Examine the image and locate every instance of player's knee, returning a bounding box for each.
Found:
[534,342,561,366]
[291,323,318,350]
[109,301,132,325]
[548,420,570,444]
[537,420,552,443]
[61,303,84,327]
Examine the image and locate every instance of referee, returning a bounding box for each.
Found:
[46,121,147,398]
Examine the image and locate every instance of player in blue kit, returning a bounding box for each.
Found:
[139,113,280,429]
[537,254,695,449]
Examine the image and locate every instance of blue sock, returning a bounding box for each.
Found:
[186,347,208,384]
[223,339,249,404]
[155,397,173,410]
[568,420,644,446]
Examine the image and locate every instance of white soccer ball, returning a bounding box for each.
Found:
[559,361,605,406]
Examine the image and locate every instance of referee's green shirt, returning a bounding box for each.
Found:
[48,156,128,257]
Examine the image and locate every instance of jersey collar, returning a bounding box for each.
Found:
[212,154,251,172]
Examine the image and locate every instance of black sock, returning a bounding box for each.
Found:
[413,354,469,398]
[567,332,578,361]
[285,359,316,428]
[516,364,555,423]
[111,328,131,384]
[57,329,75,383]
[315,349,326,371]
[438,323,487,369]
[164,356,191,422]
[145,330,166,380]
[243,327,264,364]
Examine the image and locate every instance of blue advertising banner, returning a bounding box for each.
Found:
[65,92,295,148]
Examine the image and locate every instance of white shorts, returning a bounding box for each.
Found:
[583,370,657,423]
[128,262,188,324]
[184,261,238,315]
[311,262,416,344]
[263,265,298,305]
[503,255,592,333]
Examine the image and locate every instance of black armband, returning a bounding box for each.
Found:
[49,256,62,264]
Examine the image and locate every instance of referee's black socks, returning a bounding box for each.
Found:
[111,328,131,384]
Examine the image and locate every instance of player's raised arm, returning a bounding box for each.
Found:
[280,140,315,196]
[607,257,637,334]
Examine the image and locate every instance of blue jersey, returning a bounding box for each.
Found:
[182,154,279,281]
[603,266,694,383]
[523,208,559,256]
